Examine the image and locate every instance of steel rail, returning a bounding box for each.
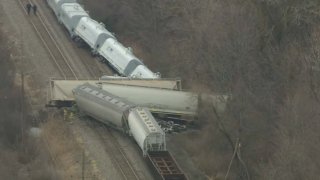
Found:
[17,0,78,80]
[95,123,140,180]
[18,1,144,179]
[34,0,101,79]
[15,0,77,175]
[30,0,78,79]
[106,126,140,180]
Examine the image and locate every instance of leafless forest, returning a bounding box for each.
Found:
[81,0,320,179]
[0,33,57,179]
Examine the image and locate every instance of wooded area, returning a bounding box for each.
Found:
[82,0,320,179]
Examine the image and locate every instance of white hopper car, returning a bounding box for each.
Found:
[46,0,160,79]
[47,0,76,17]
[99,83,199,116]
[98,38,159,78]
[58,3,89,36]
[73,17,115,52]
[73,83,166,156]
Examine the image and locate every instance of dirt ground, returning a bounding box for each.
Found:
[0,0,67,178]
[0,18,59,180]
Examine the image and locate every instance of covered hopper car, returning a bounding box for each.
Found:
[73,83,166,155]
[72,83,187,179]
[46,0,160,79]
[47,0,76,17]
[58,3,89,36]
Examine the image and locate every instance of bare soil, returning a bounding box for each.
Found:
[0,22,59,180]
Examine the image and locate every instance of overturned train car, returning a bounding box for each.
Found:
[73,83,166,155]
[73,83,187,179]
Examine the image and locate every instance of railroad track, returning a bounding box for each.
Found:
[17,1,140,179]
[90,121,140,180]
[37,0,99,78]
[32,0,109,79]
[17,0,78,80]
[16,0,77,176]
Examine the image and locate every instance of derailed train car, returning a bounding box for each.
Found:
[73,83,166,155]
[47,0,76,17]
[73,17,115,53]
[46,0,160,79]
[58,3,89,36]
[98,37,159,78]
[73,83,187,179]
